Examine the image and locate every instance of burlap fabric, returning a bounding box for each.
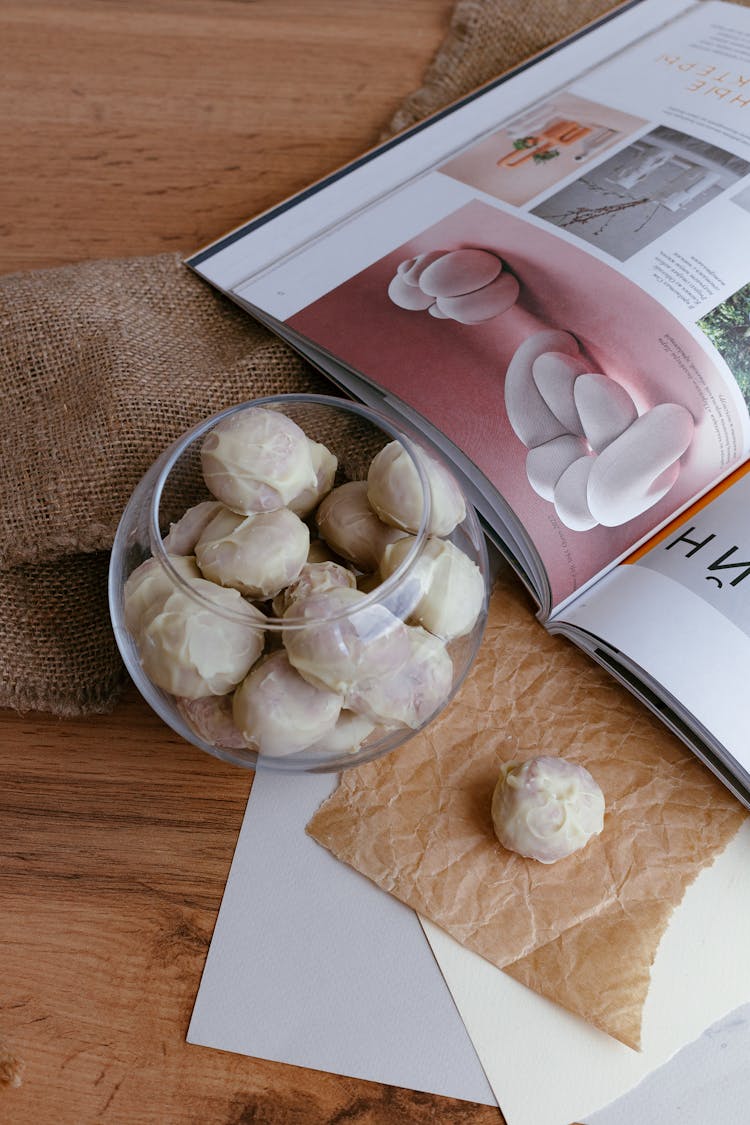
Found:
[0,258,328,714]
[0,0,708,715]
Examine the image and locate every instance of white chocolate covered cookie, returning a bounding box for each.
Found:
[491,756,605,863]
[195,505,309,599]
[316,480,407,571]
[288,438,338,517]
[272,560,356,618]
[162,501,224,556]
[123,554,202,637]
[139,577,265,700]
[233,650,343,757]
[366,440,466,537]
[348,625,453,729]
[201,406,317,515]
[282,586,410,700]
[176,693,248,750]
[379,535,485,641]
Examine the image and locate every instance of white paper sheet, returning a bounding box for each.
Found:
[586,1001,750,1125]
[421,818,750,1125]
[187,768,495,1106]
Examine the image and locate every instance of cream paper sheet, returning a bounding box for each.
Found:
[421,818,750,1125]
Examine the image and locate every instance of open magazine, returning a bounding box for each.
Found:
[188,0,750,806]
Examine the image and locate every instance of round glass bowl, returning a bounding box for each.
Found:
[109,394,489,772]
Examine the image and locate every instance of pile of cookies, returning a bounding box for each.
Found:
[123,405,486,760]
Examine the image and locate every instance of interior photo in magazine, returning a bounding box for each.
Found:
[532,126,750,261]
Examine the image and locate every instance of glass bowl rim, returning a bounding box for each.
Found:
[107,391,492,772]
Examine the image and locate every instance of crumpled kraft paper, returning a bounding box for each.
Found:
[307,565,746,1049]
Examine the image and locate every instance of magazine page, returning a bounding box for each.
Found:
[189,0,750,612]
[550,462,750,798]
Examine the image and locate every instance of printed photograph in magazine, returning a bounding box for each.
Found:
[532,126,750,261]
[436,92,647,208]
[279,199,745,609]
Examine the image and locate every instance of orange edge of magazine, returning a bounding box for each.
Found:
[626,461,750,563]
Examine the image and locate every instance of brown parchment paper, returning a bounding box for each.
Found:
[308,565,747,1049]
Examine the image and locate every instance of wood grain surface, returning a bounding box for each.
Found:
[0,2,505,1122]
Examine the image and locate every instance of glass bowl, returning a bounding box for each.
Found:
[108,393,489,772]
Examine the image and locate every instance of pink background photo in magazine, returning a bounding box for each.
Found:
[287,200,741,605]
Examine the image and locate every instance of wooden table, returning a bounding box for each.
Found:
[0,3,504,1122]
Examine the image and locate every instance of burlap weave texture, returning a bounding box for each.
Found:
[387,0,625,136]
[0,256,328,713]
